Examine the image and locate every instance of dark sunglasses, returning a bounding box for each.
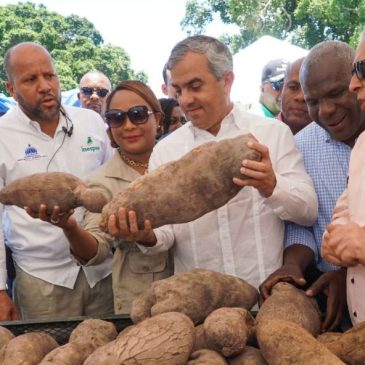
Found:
[81,87,109,98]
[169,116,187,125]
[271,79,284,91]
[104,105,155,128]
[352,59,365,81]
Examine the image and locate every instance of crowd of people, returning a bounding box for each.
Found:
[0,30,365,335]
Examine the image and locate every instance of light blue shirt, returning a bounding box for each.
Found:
[284,122,351,272]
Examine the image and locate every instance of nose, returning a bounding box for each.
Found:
[90,91,100,100]
[38,76,52,93]
[177,89,194,109]
[318,98,336,118]
[349,74,362,94]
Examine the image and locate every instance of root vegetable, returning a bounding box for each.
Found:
[130,269,259,325]
[0,172,108,213]
[256,282,321,336]
[100,134,261,230]
[0,327,14,351]
[187,349,228,365]
[228,346,268,365]
[256,319,345,365]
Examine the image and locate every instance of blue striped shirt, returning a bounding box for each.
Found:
[284,122,351,272]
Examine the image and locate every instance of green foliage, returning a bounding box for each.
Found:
[0,2,147,94]
[181,0,365,53]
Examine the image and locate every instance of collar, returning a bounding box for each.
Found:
[104,152,142,182]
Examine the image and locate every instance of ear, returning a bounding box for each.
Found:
[161,83,168,96]
[6,81,16,100]
[77,92,80,101]
[223,70,234,93]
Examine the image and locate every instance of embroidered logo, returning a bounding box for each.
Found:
[17,144,46,161]
[81,137,100,153]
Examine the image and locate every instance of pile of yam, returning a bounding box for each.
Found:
[1,271,364,364]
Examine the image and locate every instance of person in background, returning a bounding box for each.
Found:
[247,58,288,118]
[322,30,365,326]
[260,40,365,332]
[278,57,311,134]
[106,35,317,292]
[161,62,177,99]
[35,80,174,314]
[78,70,111,115]
[0,42,113,321]
[158,97,186,139]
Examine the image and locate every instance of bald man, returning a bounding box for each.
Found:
[0,42,113,321]
[260,40,365,332]
[78,70,111,115]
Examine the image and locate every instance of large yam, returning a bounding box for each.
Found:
[1,332,58,365]
[256,282,321,336]
[317,322,365,365]
[187,349,228,365]
[228,346,268,365]
[0,172,108,213]
[84,312,194,365]
[130,269,259,325]
[256,319,345,365]
[100,134,261,230]
[203,307,255,357]
[0,327,14,351]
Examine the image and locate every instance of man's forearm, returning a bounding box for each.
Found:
[283,244,315,272]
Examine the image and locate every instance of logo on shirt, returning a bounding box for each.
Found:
[81,136,100,153]
[17,144,46,161]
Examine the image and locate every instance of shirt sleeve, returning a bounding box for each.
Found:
[264,126,318,226]
[284,221,319,263]
[136,224,175,255]
[330,188,350,225]
[0,176,7,290]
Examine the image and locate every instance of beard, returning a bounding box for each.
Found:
[16,92,61,122]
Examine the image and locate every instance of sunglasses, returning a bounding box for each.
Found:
[169,116,187,125]
[104,105,155,128]
[352,59,365,81]
[80,87,109,98]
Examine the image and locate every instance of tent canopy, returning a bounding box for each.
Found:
[231,35,308,103]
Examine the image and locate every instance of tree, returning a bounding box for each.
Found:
[181,0,365,53]
[0,2,147,94]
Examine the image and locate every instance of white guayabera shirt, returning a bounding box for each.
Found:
[138,102,318,290]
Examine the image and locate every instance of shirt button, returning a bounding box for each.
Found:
[354,311,357,317]
[351,277,355,284]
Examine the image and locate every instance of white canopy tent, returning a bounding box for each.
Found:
[231,35,309,103]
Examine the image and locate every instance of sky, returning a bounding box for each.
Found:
[1,0,236,98]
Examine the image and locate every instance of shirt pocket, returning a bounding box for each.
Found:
[128,251,167,274]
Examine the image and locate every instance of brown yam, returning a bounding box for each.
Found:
[203,307,255,357]
[130,269,259,325]
[187,349,228,365]
[256,282,321,336]
[228,346,268,365]
[317,321,365,365]
[1,332,58,365]
[100,134,261,230]
[0,327,15,351]
[0,172,108,213]
[84,312,195,365]
[192,324,208,352]
[256,319,345,365]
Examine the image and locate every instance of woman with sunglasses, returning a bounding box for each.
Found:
[158,98,186,139]
[39,80,174,314]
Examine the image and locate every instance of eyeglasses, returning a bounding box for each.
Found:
[352,59,365,81]
[169,116,187,125]
[104,105,155,128]
[80,87,109,98]
[270,79,284,91]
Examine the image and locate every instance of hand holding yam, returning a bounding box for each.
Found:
[0,172,108,214]
[100,134,261,232]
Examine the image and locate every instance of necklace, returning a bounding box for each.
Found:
[120,152,149,169]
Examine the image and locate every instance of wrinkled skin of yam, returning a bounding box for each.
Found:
[228,346,268,365]
[130,269,259,325]
[39,341,97,365]
[0,172,108,213]
[100,134,261,230]
[317,321,365,365]
[187,349,228,365]
[192,324,208,352]
[84,312,195,365]
[0,327,15,351]
[256,282,321,336]
[257,319,345,365]
[1,332,58,365]
[203,307,255,357]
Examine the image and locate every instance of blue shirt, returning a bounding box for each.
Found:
[284,122,351,272]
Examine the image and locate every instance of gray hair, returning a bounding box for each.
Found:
[300,40,355,85]
[167,35,233,80]
[4,42,51,82]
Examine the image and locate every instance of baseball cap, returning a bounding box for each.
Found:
[261,59,289,83]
